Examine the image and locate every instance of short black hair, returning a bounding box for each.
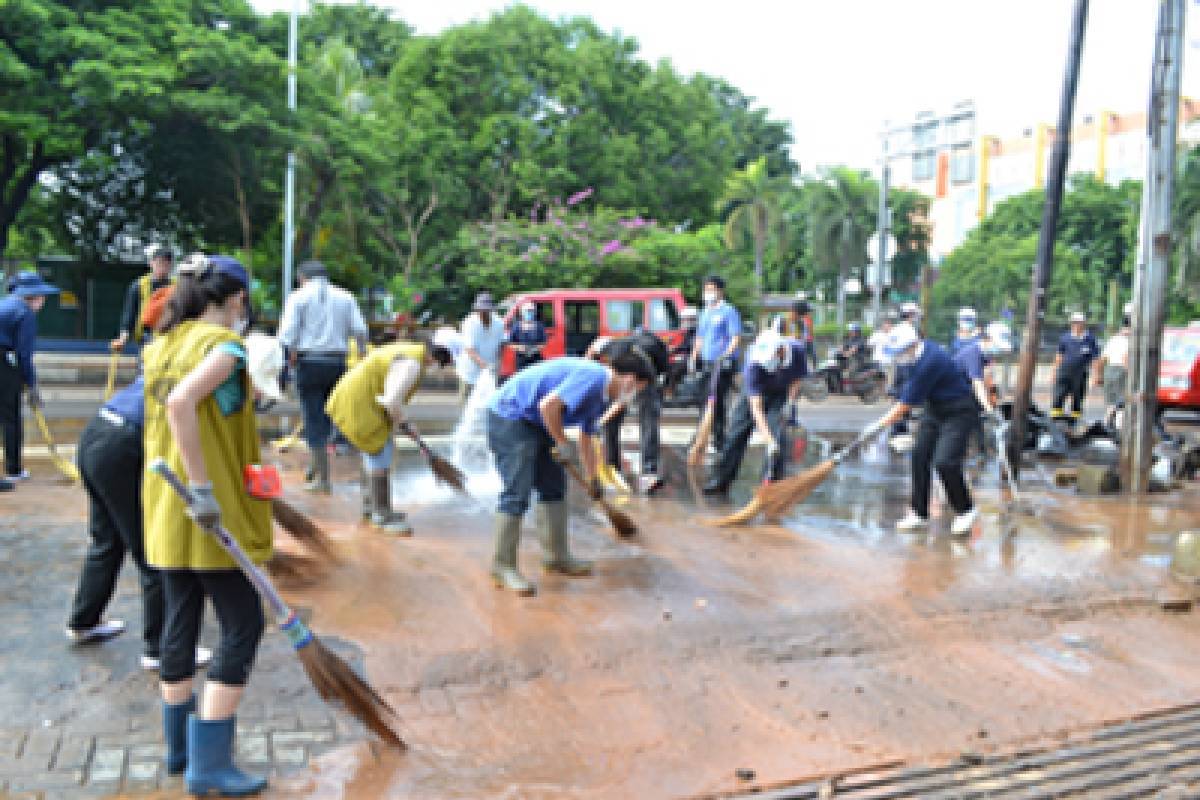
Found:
[610,350,655,383]
[429,344,454,368]
[704,275,725,291]
[149,246,173,262]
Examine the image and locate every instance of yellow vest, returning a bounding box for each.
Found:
[326,342,425,455]
[142,320,272,569]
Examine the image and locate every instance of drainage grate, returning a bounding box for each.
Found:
[735,703,1200,799]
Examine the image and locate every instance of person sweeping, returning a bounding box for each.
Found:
[141,255,271,796]
[876,322,982,535]
[0,271,60,487]
[486,354,653,596]
[324,329,456,535]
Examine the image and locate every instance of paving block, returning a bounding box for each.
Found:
[128,743,164,762]
[273,730,335,747]
[53,735,94,771]
[1076,464,1120,495]
[0,731,25,759]
[236,734,270,766]
[126,760,159,784]
[19,731,60,769]
[6,770,84,793]
[272,743,307,767]
[87,746,125,784]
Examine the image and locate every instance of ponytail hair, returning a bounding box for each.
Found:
[157,261,247,334]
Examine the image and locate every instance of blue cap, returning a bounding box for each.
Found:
[7,271,60,298]
[207,256,249,291]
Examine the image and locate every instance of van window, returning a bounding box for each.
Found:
[606,300,644,333]
[648,299,678,332]
[564,300,599,356]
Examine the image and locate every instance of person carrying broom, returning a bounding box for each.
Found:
[486,354,654,596]
[690,329,809,496]
[876,321,982,535]
[324,328,456,536]
[141,255,273,796]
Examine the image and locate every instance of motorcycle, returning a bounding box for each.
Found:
[815,347,887,404]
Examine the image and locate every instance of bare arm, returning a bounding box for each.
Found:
[971,379,992,412]
[748,394,776,449]
[538,394,569,448]
[165,350,240,486]
[723,335,741,359]
[578,430,598,482]
[876,401,913,431]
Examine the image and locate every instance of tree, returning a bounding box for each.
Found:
[805,168,877,327]
[718,157,790,291]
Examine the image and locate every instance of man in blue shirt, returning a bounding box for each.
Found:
[0,271,59,484]
[1052,311,1099,425]
[689,276,742,451]
[695,330,808,494]
[873,322,981,534]
[506,300,548,372]
[487,354,654,595]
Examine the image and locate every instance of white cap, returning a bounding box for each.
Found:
[1069,311,1087,323]
[748,329,786,366]
[882,321,920,357]
[957,306,977,321]
[900,301,921,318]
[245,333,284,402]
[985,321,1014,354]
[431,326,464,362]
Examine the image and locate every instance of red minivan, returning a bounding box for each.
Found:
[498,288,688,378]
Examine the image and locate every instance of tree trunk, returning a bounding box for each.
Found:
[0,140,50,260]
[231,150,252,254]
[294,165,335,261]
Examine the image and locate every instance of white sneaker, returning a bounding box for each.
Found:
[896,510,928,531]
[65,619,126,644]
[951,507,979,535]
[140,646,213,672]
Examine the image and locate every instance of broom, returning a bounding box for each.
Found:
[104,350,120,401]
[270,422,304,452]
[398,422,468,494]
[559,457,639,538]
[272,498,340,562]
[712,424,883,527]
[31,405,81,483]
[148,459,405,749]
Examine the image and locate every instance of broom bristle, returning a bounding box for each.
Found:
[759,459,837,517]
[710,495,765,527]
[265,551,327,587]
[429,454,468,493]
[272,499,340,562]
[602,501,638,537]
[295,636,406,750]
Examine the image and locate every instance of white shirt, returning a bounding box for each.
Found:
[1102,331,1129,369]
[458,312,505,384]
[869,329,892,365]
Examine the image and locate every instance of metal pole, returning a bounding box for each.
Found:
[1121,0,1185,492]
[282,0,298,302]
[1007,0,1089,473]
[874,132,890,324]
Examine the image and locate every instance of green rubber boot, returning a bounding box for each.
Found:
[539,501,593,576]
[490,513,535,595]
[304,448,331,494]
[369,474,412,536]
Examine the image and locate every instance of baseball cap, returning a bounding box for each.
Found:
[1069,311,1087,323]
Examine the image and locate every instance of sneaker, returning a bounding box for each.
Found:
[6,470,30,481]
[951,507,979,535]
[65,620,126,644]
[141,646,213,672]
[895,510,928,531]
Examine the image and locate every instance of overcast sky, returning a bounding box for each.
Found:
[250,0,1200,171]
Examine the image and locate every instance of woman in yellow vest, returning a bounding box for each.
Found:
[325,329,455,535]
[142,255,270,796]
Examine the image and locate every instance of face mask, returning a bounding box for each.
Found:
[703,291,718,307]
[233,317,249,336]
[522,307,536,320]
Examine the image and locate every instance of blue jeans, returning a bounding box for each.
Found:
[487,411,565,516]
[361,439,393,473]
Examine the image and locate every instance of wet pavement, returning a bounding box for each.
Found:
[3,412,1200,798]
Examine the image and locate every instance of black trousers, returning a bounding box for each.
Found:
[705,360,736,450]
[1052,367,1088,419]
[603,383,662,475]
[711,390,790,488]
[296,355,346,452]
[0,352,22,475]
[486,410,566,516]
[68,415,164,654]
[911,398,977,517]
[160,569,264,686]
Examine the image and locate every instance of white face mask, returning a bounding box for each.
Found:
[522,307,536,320]
[703,291,718,307]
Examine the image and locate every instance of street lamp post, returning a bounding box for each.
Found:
[282,0,298,302]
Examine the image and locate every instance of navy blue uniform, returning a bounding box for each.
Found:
[0,294,38,476]
[507,318,548,372]
[1053,330,1099,420]
[898,342,977,518]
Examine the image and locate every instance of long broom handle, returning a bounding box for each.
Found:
[832,420,886,464]
[397,422,433,458]
[148,458,294,625]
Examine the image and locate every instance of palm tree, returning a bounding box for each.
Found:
[718,156,791,293]
[806,168,878,328]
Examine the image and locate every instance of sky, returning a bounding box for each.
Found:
[249,0,1200,172]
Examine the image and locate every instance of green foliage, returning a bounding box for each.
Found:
[718,156,791,287]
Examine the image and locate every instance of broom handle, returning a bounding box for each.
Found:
[148,459,294,625]
[397,422,433,458]
[833,421,885,464]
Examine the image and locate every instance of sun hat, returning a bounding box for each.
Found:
[7,271,59,298]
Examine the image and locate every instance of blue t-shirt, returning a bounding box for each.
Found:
[899,341,974,406]
[743,342,809,397]
[104,374,146,429]
[0,294,38,386]
[952,339,989,381]
[212,341,248,416]
[489,357,610,434]
[507,319,547,346]
[697,301,741,362]
[948,333,978,358]
[1057,330,1099,372]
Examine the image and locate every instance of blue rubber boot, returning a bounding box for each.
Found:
[184,715,267,797]
[162,695,195,775]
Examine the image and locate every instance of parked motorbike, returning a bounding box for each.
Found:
[815,348,887,403]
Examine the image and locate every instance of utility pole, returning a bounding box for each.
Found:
[1122,0,1185,492]
[1007,0,1089,473]
[874,131,890,324]
[282,0,298,302]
